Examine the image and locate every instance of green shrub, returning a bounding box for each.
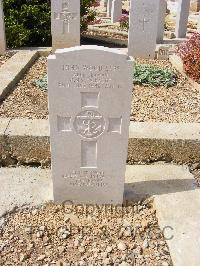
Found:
[32,74,48,91]
[133,64,177,87]
[4,0,51,48]
[4,0,97,48]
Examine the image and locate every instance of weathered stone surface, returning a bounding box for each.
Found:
[0,0,6,54]
[128,122,200,164]
[48,46,133,204]
[4,119,50,167]
[128,0,160,58]
[51,0,80,51]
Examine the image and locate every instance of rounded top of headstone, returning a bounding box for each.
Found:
[49,46,133,63]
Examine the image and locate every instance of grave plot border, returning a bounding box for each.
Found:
[0,48,51,102]
[0,118,199,167]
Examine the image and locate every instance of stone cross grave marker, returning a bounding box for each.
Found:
[48,46,134,205]
[0,0,6,54]
[51,0,80,51]
[128,0,160,59]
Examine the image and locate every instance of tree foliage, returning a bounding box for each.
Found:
[3,0,97,48]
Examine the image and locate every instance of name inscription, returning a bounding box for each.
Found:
[58,64,121,90]
[62,170,107,187]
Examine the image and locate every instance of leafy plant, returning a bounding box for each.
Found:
[4,0,51,48]
[176,34,200,83]
[133,64,177,87]
[32,75,47,91]
[4,0,97,48]
[119,14,129,31]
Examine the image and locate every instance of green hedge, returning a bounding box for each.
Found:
[4,0,97,48]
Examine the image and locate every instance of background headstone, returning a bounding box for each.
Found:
[48,46,133,205]
[51,0,80,51]
[111,0,122,23]
[107,0,113,17]
[175,0,190,38]
[0,0,6,54]
[156,0,167,43]
[128,0,160,59]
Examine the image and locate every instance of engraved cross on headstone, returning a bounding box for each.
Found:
[139,18,150,31]
[54,0,78,34]
[57,92,122,168]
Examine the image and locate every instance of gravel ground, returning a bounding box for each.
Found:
[0,56,199,123]
[0,57,48,119]
[0,198,172,266]
[131,59,200,123]
[0,51,16,68]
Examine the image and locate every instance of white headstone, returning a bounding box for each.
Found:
[111,0,122,23]
[157,0,167,43]
[128,0,160,59]
[0,0,6,55]
[51,0,80,51]
[107,0,113,17]
[48,46,134,205]
[175,0,190,38]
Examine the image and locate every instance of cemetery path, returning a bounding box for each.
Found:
[0,56,199,123]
